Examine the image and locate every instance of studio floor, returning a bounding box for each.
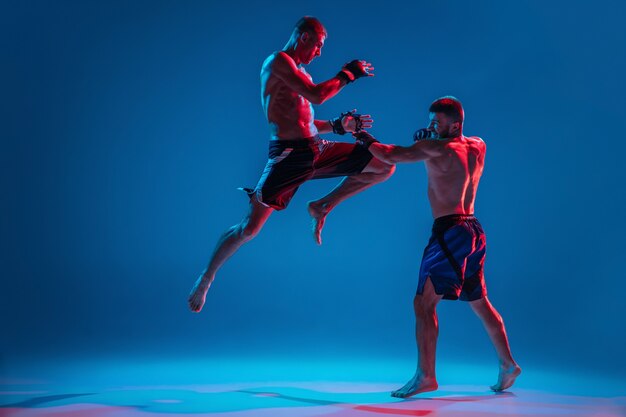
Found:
[2,355,624,417]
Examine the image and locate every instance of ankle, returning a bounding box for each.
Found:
[416,371,437,381]
[499,360,518,370]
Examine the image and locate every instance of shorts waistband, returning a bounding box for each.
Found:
[433,214,476,231]
[269,136,320,148]
[435,214,475,221]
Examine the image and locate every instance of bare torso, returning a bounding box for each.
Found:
[261,52,318,140]
[425,135,486,218]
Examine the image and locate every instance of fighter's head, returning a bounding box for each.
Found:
[287,16,327,65]
[428,96,464,139]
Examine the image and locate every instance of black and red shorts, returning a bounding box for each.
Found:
[253,136,373,210]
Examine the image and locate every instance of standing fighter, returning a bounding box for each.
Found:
[356,96,521,396]
[188,16,394,312]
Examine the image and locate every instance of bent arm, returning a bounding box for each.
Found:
[369,140,445,164]
[272,52,347,104]
[314,119,332,133]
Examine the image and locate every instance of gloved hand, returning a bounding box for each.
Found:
[413,128,438,141]
[337,60,374,83]
[329,110,373,135]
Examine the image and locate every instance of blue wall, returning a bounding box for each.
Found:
[2,1,625,379]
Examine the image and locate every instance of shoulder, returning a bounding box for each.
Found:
[265,52,300,78]
[263,51,290,69]
[273,51,296,68]
[462,136,486,160]
[464,135,486,149]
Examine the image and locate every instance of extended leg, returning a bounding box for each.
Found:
[392,278,442,398]
[188,198,273,312]
[469,296,521,391]
[308,157,394,244]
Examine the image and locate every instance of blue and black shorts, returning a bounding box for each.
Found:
[417,214,488,301]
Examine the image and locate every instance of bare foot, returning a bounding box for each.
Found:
[491,364,521,392]
[391,374,438,398]
[307,201,329,245]
[188,275,212,313]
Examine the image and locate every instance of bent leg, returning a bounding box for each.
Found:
[469,296,521,391]
[392,278,442,398]
[308,157,395,244]
[188,198,273,312]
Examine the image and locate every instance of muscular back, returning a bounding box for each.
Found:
[261,52,317,140]
[425,136,486,218]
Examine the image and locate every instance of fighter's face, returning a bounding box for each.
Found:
[428,112,460,139]
[299,32,325,64]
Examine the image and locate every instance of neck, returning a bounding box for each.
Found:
[448,130,462,139]
[439,132,463,140]
[283,41,300,65]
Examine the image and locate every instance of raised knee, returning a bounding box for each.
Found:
[384,162,396,176]
[365,163,395,184]
[377,162,395,179]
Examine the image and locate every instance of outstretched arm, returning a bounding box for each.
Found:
[272,52,373,104]
[355,131,446,164]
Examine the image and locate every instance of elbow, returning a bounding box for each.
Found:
[309,86,332,105]
[318,91,334,104]
[309,92,325,105]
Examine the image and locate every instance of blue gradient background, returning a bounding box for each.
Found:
[2,0,625,381]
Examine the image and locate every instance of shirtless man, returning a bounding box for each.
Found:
[188,16,394,313]
[356,96,521,396]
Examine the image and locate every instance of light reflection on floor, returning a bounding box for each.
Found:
[1,356,624,416]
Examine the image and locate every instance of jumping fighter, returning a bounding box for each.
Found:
[188,16,395,312]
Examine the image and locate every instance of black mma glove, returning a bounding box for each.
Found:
[413,128,439,141]
[329,110,363,135]
[337,60,369,83]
